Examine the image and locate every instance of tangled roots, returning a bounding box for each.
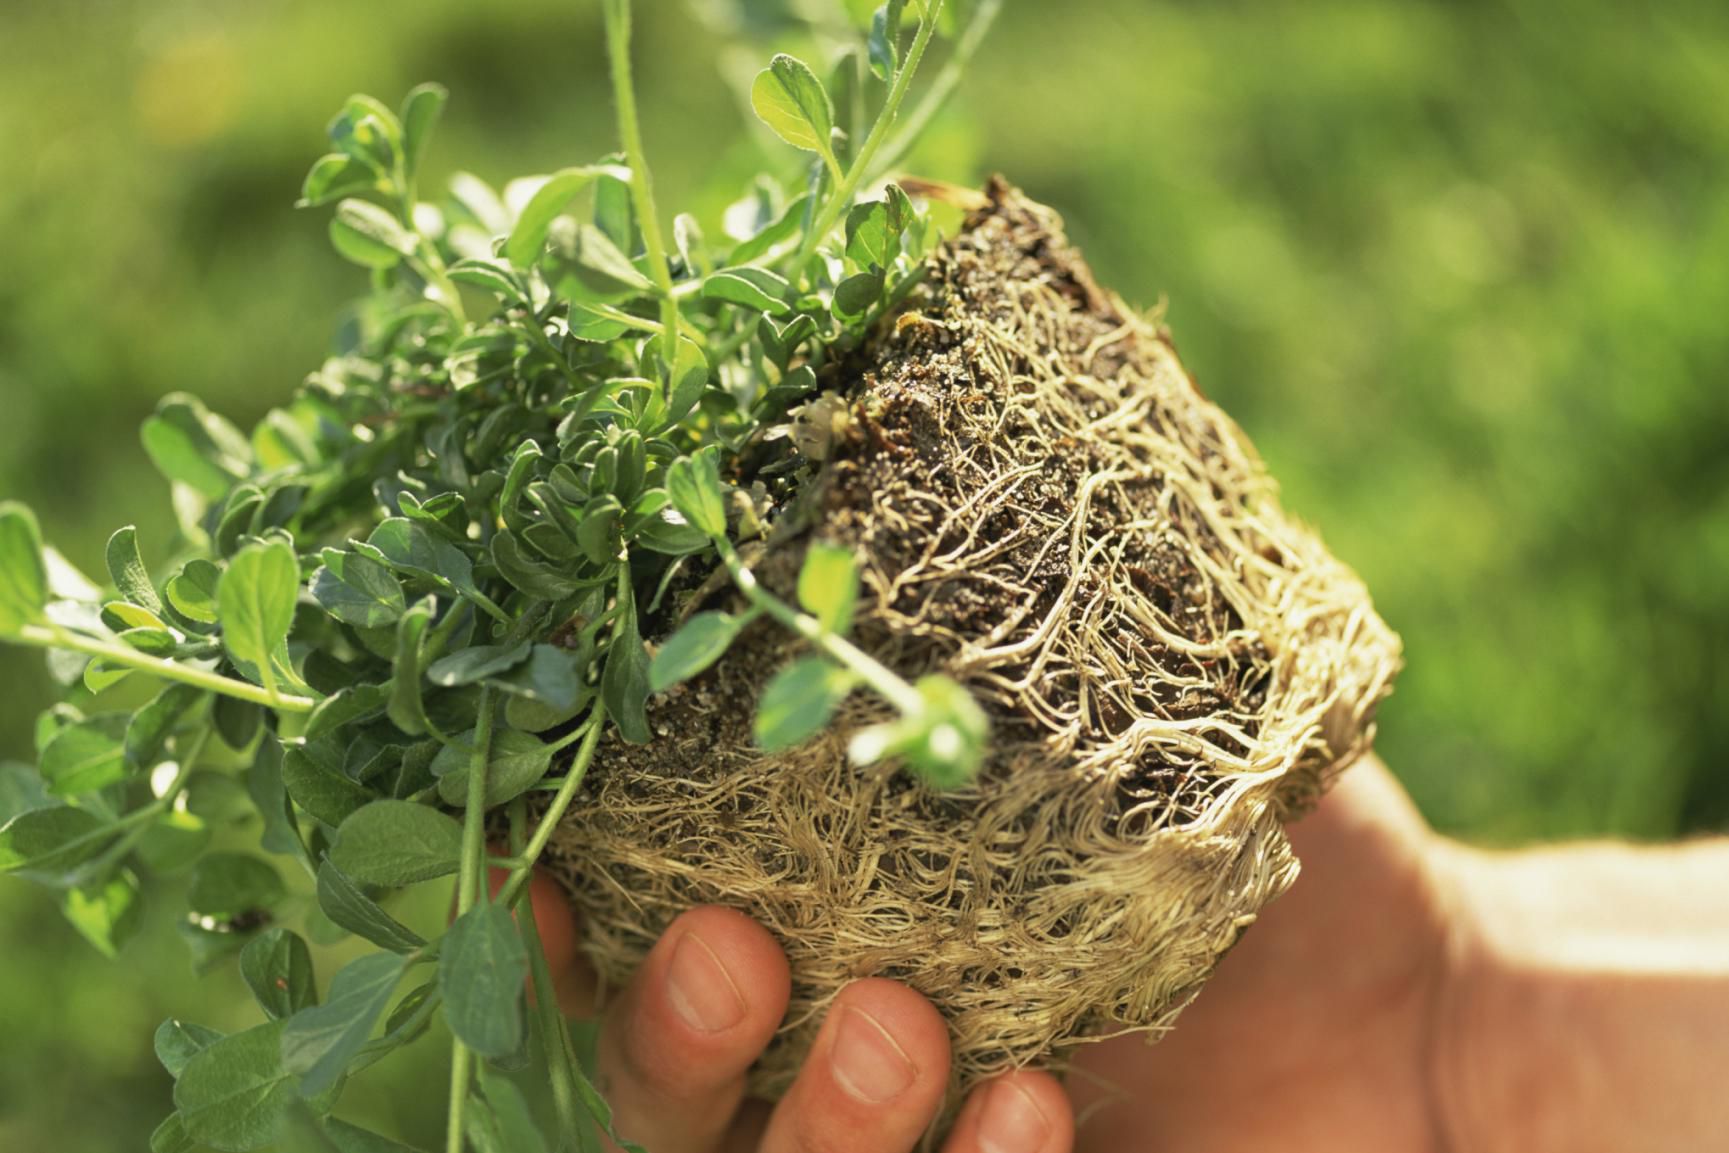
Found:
[541,179,1400,1113]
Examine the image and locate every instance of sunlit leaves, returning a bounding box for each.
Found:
[40,713,130,796]
[750,54,837,165]
[313,548,406,628]
[219,540,299,683]
[702,267,793,315]
[650,611,749,691]
[503,164,632,268]
[665,449,727,539]
[140,394,251,501]
[400,82,448,186]
[755,658,855,751]
[0,805,115,876]
[329,200,417,270]
[798,542,860,636]
[0,503,49,634]
[106,525,163,615]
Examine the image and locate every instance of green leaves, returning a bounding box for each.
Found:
[106,525,163,615]
[188,853,285,921]
[0,501,48,634]
[665,449,728,539]
[240,929,318,1020]
[869,0,906,81]
[650,611,750,692]
[433,728,553,808]
[798,542,860,635]
[702,267,793,316]
[751,54,837,166]
[141,393,251,501]
[400,82,448,186]
[328,801,463,887]
[219,540,299,684]
[0,805,115,876]
[329,200,418,270]
[313,548,406,627]
[175,1021,298,1151]
[315,858,426,953]
[755,658,855,751]
[440,903,527,1059]
[40,714,129,796]
[601,587,653,745]
[848,673,988,787]
[280,951,406,1097]
[505,164,633,268]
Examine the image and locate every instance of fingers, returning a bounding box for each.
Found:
[594,905,791,1153]
[941,1071,1074,1153]
[758,978,952,1153]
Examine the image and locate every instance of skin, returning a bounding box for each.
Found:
[521,756,1729,1153]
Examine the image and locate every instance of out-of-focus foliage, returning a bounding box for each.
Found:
[1,0,1725,1149]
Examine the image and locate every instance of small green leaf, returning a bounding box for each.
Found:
[434,727,553,808]
[167,559,223,625]
[601,593,652,745]
[367,518,479,600]
[798,541,861,636]
[546,221,654,302]
[475,1067,547,1153]
[299,153,382,208]
[650,611,748,691]
[483,644,583,711]
[0,805,116,876]
[313,548,406,628]
[328,801,463,887]
[188,852,285,921]
[126,684,207,770]
[282,741,376,829]
[427,641,532,687]
[665,333,710,425]
[175,1021,297,1151]
[40,714,130,796]
[504,164,632,268]
[755,658,854,751]
[833,269,884,318]
[665,449,728,539]
[847,673,989,788]
[219,540,300,682]
[140,394,251,501]
[241,928,318,1020]
[440,903,528,1059]
[314,858,425,953]
[63,868,144,958]
[491,531,584,600]
[869,0,905,80]
[399,82,448,183]
[0,501,49,633]
[386,597,435,737]
[156,1018,224,1079]
[750,54,836,159]
[106,525,164,614]
[329,199,417,270]
[280,951,405,1098]
[150,1112,194,1153]
[701,268,793,316]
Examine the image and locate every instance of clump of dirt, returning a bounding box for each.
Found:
[540,179,1400,1111]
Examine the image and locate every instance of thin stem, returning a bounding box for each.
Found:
[495,711,603,910]
[869,0,1001,180]
[510,799,584,1153]
[447,686,498,1153]
[713,537,924,716]
[792,0,945,274]
[603,0,681,352]
[11,624,318,713]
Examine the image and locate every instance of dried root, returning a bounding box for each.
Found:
[540,179,1400,1114]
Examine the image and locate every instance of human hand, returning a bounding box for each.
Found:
[522,874,1076,1153]
[1066,755,1459,1151]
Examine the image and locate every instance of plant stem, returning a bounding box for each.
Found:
[603,0,681,351]
[10,624,318,713]
[713,537,924,716]
[793,0,946,274]
[494,710,603,910]
[510,799,584,1153]
[447,686,497,1153]
[869,0,1001,180]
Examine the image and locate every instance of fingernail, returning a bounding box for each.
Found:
[665,931,746,1033]
[829,1006,918,1103]
[976,1079,1052,1153]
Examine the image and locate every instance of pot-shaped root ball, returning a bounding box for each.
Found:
[540,179,1401,1104]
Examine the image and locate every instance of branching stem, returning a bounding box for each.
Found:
[11,624,318,713]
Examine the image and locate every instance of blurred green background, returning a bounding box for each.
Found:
[3,0,1726,1148]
